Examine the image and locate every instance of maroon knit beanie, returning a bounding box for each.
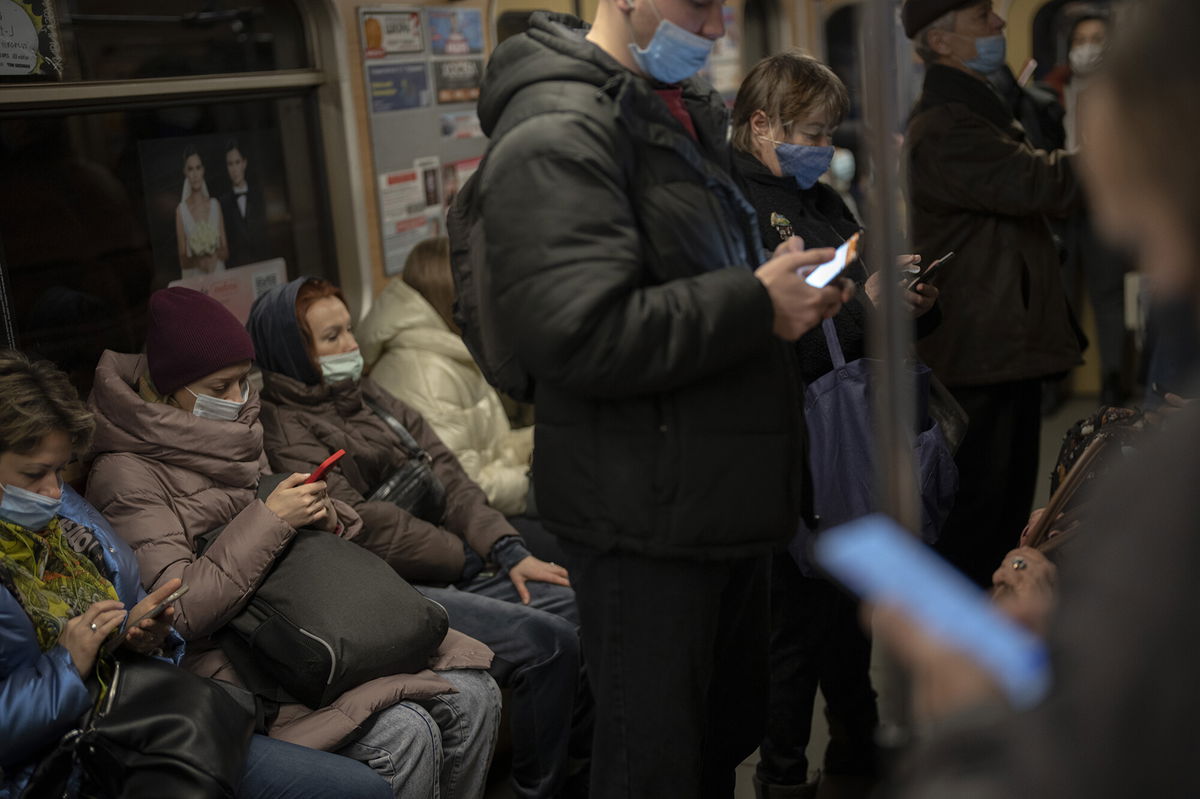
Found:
[145,287,256,394]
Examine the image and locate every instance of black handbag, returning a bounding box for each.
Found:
[22,652,253,799]
[196,475,450,710]
[362,395,448,524]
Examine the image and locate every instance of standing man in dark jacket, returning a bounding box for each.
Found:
[902,0,1082,587]
[475,5,851,797]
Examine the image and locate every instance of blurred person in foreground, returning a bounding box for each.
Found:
[879,2,1200,796]
[902,0,1083,587]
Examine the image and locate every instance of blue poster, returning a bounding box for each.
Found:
[367,62,430,113]
[427,8,484,56]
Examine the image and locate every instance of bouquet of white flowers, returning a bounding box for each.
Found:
[187,219,220,257]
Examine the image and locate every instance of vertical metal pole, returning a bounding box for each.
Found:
[860,0,919,536]
[859,0,919,738]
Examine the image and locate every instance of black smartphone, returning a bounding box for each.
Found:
[105,584,189,653]
[906,250,955,291]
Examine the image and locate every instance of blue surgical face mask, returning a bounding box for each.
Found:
[964,34,1007,75]
[319,349,364,384]
[760,135,835,190]
[627,0,715,85]
[0,482,62,530]
[187,382,248,422]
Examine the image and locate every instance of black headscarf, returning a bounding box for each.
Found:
[246,277,321,385]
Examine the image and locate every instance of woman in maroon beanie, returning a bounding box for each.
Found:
[84,286,501,799]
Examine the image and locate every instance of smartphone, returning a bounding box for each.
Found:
[905,250,955,291]
[803,232,861,288]
[814,514,1051,709]
[105,584,189,653]
[304,449,346,485]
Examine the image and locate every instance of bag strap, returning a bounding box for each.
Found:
[363,394,426,456]
[1026,432,1111,550]
[821,318,847,370]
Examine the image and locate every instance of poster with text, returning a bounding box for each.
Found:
[367,62,430,113]
[361,9,424,58]
[0,0,62,78]
[169,259,288,323]
[384,213,441,276]
[440,110,483,140]
[139,131,287,280]
[427,8,483,56]
[434,58,483,104]
[441,156,482,210]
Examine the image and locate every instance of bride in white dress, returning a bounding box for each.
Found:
[175,145,229,278]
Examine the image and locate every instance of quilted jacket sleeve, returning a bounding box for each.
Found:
[0,596,91,771]
[85,454,297,641]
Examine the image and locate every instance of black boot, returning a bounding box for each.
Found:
[752,773,820,799]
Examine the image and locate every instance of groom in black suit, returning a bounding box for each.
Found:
[219,139,269,267]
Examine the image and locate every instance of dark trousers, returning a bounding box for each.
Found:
[757,556,878,786]
[562,541,770,799]
[417,571,584,799]
[936,379,1042,587]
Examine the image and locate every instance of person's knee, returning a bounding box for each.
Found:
[357,701,443,786]
[440,668,503,727]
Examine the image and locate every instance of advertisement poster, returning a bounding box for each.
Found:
[379,169,426,222]
[361,10,424,58]
[169,259,288,323]
[367,62,430,112]
[434,58,483,104]
[139,132,287,280]
[414,155,441,209]
[383,213,440,276]
[440,156,482,210]
[439,110,483,140]
[0,0,62,77]
[427,8,484,56]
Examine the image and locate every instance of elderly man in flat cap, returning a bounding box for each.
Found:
[902,0,1082,588]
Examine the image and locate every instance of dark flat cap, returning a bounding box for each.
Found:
[901,0,980,39]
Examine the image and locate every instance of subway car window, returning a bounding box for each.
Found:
[0,93,335,393]
[1,0,309,84]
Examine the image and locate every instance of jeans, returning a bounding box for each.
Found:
[337,669,501,799]
[756,557,878,787]
[417,570,586,799]
[240,735,392,799]
[562,541,770,799]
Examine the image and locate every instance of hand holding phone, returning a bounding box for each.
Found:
[106,583,189,654]
[905,250,955,291]
[803,232,861,288]
[814,514,1050,709]
[304,449,346,485]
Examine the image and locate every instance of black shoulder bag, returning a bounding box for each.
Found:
[362,395,448,525]
[22,652,254,799]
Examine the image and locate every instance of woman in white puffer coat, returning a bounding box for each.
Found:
[358,238,533,517]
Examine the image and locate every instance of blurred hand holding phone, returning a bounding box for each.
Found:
[814,514,1050,709]
[803,232,861,288]
[905,250,955,292]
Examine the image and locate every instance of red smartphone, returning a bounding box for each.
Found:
[304,449,346,484]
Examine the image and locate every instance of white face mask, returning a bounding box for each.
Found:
[187,382,248,421]
[319,349,364,384]
[1069,42,1104,75]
